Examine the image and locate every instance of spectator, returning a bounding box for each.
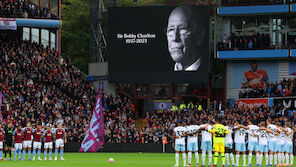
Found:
[217,33,272,51]
[0,0,55,19]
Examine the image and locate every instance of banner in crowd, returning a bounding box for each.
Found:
[0,92,2,121]
[232,61,278,89]
[236,98,269,109]
[273,97,296,110]
[0,18,17,30]
[153,99,172,111]
[80,91,104,152]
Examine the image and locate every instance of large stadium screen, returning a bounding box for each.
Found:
[108,6,210,83]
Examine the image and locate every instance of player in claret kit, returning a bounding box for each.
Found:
[13,125,23,161]
[0,124,5,160]
[173,120,188,167]
[44,125,53,160]
[22,122,33,160]
[32,124,42,160]
[53,123,66,160]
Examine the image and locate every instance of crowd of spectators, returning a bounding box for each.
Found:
[0,0,54,19]
[217,33,271,51]
[0,37,139,143]
[1,38,296,145]
[141,101,296,144]
[0,38,98,142]
[239,78,296,98]
[103,95,137,143]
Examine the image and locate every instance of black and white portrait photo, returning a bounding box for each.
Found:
[166,6,208,71]
[108,6,209,83]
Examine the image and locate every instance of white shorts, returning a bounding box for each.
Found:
[55,139,64,148]
[44,142,53,149]
[23,141,32,148]
[15,143,23,150]
[33,141,42,149]
[0,142,3,149]
[187,142,198,152]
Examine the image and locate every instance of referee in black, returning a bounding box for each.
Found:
[4,122,13,160]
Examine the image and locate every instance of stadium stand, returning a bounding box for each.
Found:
[1,36,295,145]
[1,38,294,144]
[217,33,271,51]
[1,38,296,146]
[0,0,53,18]
[238,78,296,98]
[0,38,97,142]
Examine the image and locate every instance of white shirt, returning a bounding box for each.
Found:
[258,129,268,145]
[247,125,259,143]
[225,126,233,144]
[201,124,212,142]
[186,125,200,144]
[267,124,277,141]
[277,128,285,145]
[284,128,293,144]
[234,126,246,144]
[174,126,187,145]
[174,58,200,71]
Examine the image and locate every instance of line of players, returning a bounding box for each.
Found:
[0,122,66,161]
[173,118,294,167]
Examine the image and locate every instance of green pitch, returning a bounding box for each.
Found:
[0,153,295,167]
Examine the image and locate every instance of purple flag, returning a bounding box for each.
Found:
[80,91,104,152]
[0,92,2,121]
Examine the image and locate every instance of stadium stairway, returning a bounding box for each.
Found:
[135,119,145,132]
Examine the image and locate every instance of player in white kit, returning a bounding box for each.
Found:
[233,121,248,166]
[266,118,279,166]
[275,122,286,166]
[186,119,208,167]
[225,123,235,166]
[257,121,273,166]
[246,120,259,166]
[283,122,294,166]
[200,121,212,166]
[173,121,188,167]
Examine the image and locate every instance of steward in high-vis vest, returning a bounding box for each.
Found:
[198,104,202,111]
[171,103,179,112]
[179,102,186,111]
[187,101,194,110]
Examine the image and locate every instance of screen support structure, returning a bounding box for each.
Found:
[90,0,108,63]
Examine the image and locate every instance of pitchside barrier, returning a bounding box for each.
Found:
[65,143,296,155]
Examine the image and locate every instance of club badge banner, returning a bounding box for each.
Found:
[0,18,17,30]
